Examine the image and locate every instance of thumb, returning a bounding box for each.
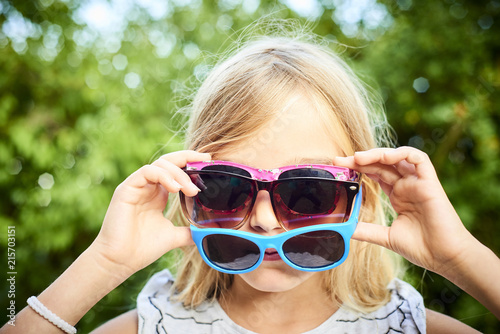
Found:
[352,222,391,250]
[159,225,195,252]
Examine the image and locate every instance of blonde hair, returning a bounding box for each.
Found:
[168,27,398,313]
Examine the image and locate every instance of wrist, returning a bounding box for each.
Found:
[83,244,137,284]
[438,238,497,294]
[25,245,134,329]
[437,236,480,281]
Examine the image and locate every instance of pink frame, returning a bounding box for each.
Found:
[181,160,361,230]
[185,160,359,182]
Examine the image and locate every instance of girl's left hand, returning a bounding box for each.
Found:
[333,147,476,278]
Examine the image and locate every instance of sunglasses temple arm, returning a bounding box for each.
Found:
[349,185,363,233]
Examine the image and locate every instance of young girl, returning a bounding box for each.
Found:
[3,31,500,334]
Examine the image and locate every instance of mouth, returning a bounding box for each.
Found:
[263,248,281,261]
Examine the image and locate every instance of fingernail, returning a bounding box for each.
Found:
[188,183,201,192]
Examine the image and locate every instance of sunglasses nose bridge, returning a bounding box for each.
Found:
[263,240,280,250]
[255,180,273,192]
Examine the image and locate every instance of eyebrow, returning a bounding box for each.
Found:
[285,157,335,166]
[214,156,335,167]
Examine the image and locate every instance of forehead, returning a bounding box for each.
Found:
[217,93,344,169]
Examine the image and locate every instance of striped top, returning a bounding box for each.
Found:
[137,270,426,334]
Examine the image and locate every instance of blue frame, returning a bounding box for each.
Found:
[190,186,362,274]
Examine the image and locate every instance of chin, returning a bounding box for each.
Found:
[238,263,317,293]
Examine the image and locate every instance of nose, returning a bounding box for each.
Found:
[248,190,282,234]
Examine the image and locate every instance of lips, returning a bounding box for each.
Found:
[263,248,281,261]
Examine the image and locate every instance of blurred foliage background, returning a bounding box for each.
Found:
[0,0,499,332]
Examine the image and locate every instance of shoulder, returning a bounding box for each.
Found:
[320,278,426,334]
[90,310,138,334]
[136,269,240,334]
[426,308,481,334]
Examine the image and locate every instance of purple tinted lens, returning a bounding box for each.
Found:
[275,179,341,214]
[202,234,260,270]
[275,180,346,229]
[193,173,252,211]
[282,230,344,268]
[184,173,254,228]
[182,169,351,230]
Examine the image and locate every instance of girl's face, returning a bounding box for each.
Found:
[217,93,343,293]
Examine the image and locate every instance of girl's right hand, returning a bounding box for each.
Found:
[334,147,500,319]
[88,150,211,280]
[334,147,474,276]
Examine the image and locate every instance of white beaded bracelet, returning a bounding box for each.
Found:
[27,296,77,334]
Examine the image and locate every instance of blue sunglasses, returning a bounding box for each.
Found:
[190,186,362,274]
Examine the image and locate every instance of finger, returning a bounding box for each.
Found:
[394,159,416,176]
[380,146,427,165]
[352,222,391,250]
[335,156,402,186]
[378,147,437,180]
[352,148,438,182]
[163,226,195,249]
[127,165,183,193]
[333,156,356,169]
[112,169,171,207]
[378,179,394,198]
[352,148,396,165]
[353,148,420,169]
[160,150,212,168]
[364,174,394,196]
[357,163,401,186]
[152,158,200,196]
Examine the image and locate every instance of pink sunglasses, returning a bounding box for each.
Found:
[180,160,360,230]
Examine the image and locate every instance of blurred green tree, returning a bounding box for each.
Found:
[0,0,498,332]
